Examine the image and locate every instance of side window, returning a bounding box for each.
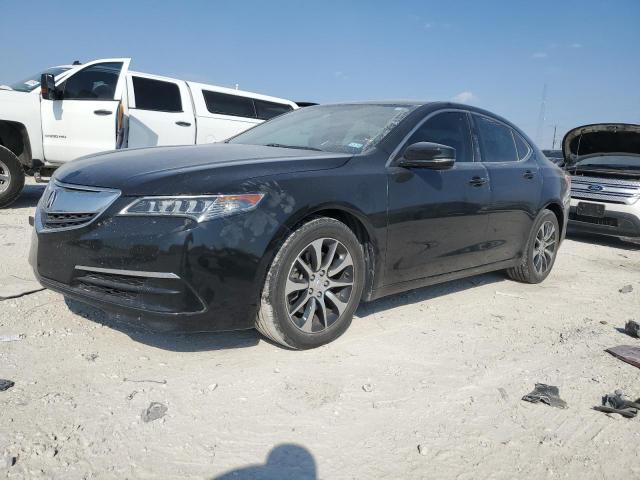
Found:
[132,77,182,112]
[202,91,256,118]
[513,131,531,160]
[474,115,518,163]
[406,111,473,162]
[62,62,123,100]
[254,100,293,120]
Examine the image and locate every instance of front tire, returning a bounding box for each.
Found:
[257,217,365,349]
[507,209,560,284]
[0,145,25,208]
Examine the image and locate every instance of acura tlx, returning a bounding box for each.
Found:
[30,102,569,349]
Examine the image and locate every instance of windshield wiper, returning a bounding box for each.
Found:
[264,143,323,152]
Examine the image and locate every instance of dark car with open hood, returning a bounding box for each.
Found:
[563,123,640,242]
[30,102,570,349]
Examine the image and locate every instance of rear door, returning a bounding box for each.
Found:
[385,110,491,284]
[472,114,542,263]
[40,58,130,163]
[126,75,196,148]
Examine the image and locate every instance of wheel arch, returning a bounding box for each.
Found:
[265,203,380,302]
[0,121,32,168]
[541,201,565,238]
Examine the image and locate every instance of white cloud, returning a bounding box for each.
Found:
[532,52,548,59]
[424,22,433,30]
[570,43,583,48]
[334,71,349,80]
[452,91,477,104]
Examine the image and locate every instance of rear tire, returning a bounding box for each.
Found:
[507,209,560,284]
[257,217,365,349]
[0,145,25,208]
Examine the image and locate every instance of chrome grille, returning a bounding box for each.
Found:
[36,181,120,232]
[570,175,640,205]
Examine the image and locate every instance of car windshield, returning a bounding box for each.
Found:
[575,154,640,170]
[7,67,71,92]
[228,104,417,154]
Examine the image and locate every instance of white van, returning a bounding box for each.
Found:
[0,57,298,206]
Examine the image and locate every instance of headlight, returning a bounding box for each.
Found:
[119,194,265,222]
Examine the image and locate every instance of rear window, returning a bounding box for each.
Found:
[475,115,518,163]
[513,132,531,160]
[203,91,255,118]
[254,99,293,120]
[132,77,182,112]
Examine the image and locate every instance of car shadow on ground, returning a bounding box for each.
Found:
[65,298,261,352]
[566,230,640,251]
[211,444,316,480]
[357,271,506,318]
[11,183,46,209]
[65,272,507,352]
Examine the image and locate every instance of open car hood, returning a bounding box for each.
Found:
[563,123,640,164]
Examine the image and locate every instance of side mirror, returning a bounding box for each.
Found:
[40,73,57,100]
[399,142,456,169]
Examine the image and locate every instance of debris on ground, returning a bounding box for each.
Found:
[619,285,633,294]
[522,383,567,409]
[1,455,17,469]
[0,379,15,391]
[417,444,428,456]
[142,402,167,423]
[82,353,99,362]
[0,334,24,342]
[606,345,640,369]
[124,378,167,385]
[624,321,640,338]
[593,390,640,419]
[208,383,218,391]
[362,383,373,392]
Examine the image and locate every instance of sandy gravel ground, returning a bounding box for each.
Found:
[1,181,639,479]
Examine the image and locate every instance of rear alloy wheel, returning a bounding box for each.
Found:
[507,209,560,284]
[0,146,25,208]
[257,217,365,349]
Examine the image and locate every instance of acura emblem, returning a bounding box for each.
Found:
[588,184,604,192]
[45,189,58,209]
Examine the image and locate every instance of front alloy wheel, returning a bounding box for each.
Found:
[257,217,365,349]
[286,238,355,333]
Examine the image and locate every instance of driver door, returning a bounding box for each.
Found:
[40,58,131,163]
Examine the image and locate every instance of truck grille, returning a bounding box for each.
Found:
[570,175,640,205]
[36,181,120,232]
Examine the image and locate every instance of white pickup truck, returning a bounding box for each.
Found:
[0,57,298,207]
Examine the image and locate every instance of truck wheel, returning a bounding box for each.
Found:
[0,145,25,208]
[257,217,365,349]
[506,209,560,284]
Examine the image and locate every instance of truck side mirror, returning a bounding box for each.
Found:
[40,74,57,100]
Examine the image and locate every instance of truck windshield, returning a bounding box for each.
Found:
[7,67,71,92]
[227,104,417,154]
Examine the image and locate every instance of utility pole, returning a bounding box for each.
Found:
[551,124,558,149]
[535,84,547,147]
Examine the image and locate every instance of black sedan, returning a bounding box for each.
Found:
[30,102,570,349]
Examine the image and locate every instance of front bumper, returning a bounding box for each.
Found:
[29,198,282,332]
[568,198,640,238]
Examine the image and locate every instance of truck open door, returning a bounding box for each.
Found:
[40,58,131,163]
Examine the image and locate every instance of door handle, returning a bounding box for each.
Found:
[469,176,488,187]
[523,170,536,179]
[93,109,113,116]
[175,121,192,127]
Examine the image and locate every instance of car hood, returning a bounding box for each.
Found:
[54,143,352,196]
[563,123,640,164]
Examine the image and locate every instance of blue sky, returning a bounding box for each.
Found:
[1,0,639,148]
